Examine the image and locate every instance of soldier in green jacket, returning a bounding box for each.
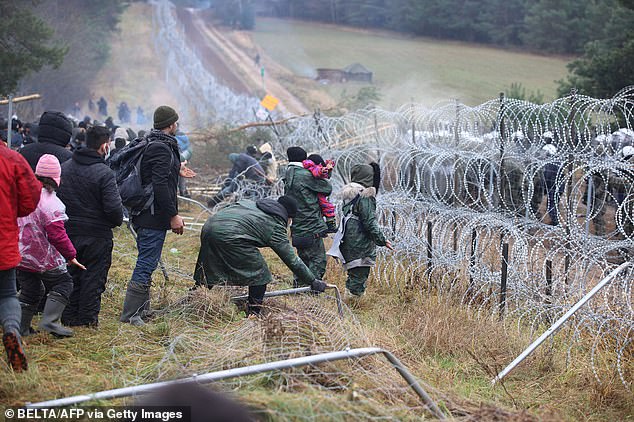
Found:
[338,163,393,297]
[193,196,326,315]
[283,147,333,286]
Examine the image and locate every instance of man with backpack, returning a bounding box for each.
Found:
[119,105,186,326]
[58,126,123,327]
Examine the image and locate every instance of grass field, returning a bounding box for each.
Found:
[251,18,571,109]
[1,201,632,420]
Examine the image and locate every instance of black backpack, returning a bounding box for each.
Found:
[109,137,154,215]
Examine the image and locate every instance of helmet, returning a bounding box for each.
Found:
[542,144,557,156]
[621,145,634,159]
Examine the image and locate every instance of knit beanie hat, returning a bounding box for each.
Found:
[277,195,298,218]
[350,164,374,188]
[153,105,179,129]
[246,145,258,156]
[306,154,325,166]
[287,146,307,162]
[36,154,62,187]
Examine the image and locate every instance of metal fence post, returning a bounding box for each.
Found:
[469,229,477,290]
[499,242,509,319]
[7,94,13,147]
[426,221,433,269]
[545,259,553,304]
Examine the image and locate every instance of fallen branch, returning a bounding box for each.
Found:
[227,115,307,133]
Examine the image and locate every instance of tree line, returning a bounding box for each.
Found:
[213,0,633,99]
[1,0,126,113]
[263,0,632,56]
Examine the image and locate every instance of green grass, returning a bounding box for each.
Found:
[252,18,571,108]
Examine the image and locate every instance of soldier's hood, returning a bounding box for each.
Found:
[256,199,288,223]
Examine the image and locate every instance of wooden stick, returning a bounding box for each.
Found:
[0,94,41,105]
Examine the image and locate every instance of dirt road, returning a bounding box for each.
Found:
[175,8,310,116]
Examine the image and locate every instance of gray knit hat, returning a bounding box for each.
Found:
[153,105,179,129]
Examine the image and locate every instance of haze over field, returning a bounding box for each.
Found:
[252,17,571,108]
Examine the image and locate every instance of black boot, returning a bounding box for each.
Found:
[247,285,266,316]
[38,292,74,337]
[19,303,38,336]
[120,282,149,326]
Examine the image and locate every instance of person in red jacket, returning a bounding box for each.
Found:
[0,142,41,372]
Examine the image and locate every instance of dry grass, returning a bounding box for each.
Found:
[0,204,632,420]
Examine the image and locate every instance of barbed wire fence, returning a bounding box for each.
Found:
[151,0,261,126]
[242,88,634,390]
[109,2,633,413]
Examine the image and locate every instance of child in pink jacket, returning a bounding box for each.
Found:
[16,155,84,337]
[303,154,337,233]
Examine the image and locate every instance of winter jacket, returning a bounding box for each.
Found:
[228,153,265,182]
[58,148,124,239]
[194,199,314,287]
[20,142,72,172]
[283,163,332,238]
[131,129,181,231]
[0,144,42,271]
[339,182,386,269]
[20,111,73,171]
[303,159,336,218]
[18,188,76,272]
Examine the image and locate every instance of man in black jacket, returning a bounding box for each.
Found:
[120,105,185,326]
[20,111,73,171]
[58,126,123,327]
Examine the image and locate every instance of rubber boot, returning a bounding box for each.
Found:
[2,330,28,372]
[19,303,38,337]
[38,292,74,337]
[119,282,149,326]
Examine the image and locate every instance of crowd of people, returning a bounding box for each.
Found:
[0,103,393,374]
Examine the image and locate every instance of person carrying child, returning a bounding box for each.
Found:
[17,154,85,338]
[302,154,337,233]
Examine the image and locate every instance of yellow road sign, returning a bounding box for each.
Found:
[260,94,279,111]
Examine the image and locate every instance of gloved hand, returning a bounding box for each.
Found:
[311,279,327,292]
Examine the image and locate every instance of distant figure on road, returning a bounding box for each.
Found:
[136,106,146,126]
[97,96,108,116]
[118,102,131,124]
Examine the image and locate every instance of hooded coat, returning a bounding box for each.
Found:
[193,199,315,287]
[339,165,386,269]
[20,111,73,171]
[283,164,332,237]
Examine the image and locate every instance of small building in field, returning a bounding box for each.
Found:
[343,63,373,82]
[316,63,373,83]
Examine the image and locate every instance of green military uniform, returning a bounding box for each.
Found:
[283,163,332,283]
[607,163,634,239]
[500,158,544,219]
[339,165,387,296]
[193,199,315,287]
